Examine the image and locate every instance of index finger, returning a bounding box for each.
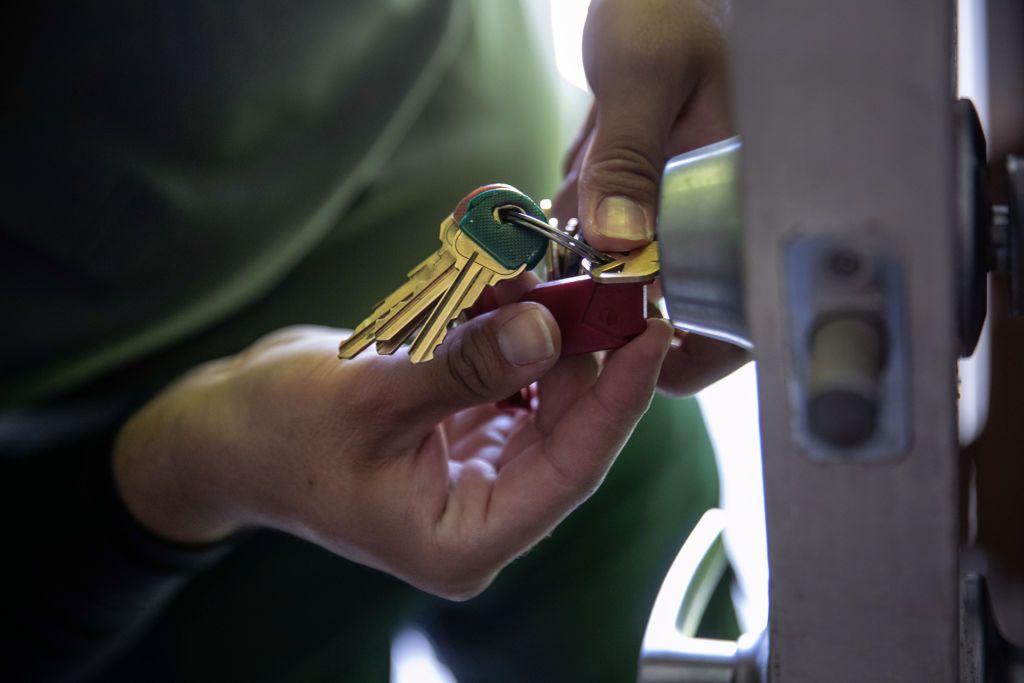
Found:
[481,318,674,555]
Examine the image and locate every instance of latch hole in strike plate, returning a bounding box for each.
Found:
[785,235,911,462]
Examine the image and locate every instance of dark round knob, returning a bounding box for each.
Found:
[807,389,877,448]
[806,316,886,450]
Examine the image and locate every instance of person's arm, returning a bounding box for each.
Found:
[2,416,236,682]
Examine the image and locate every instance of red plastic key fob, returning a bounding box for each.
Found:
[472,276,648,356]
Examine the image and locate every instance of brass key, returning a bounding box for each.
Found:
[338,186,549,363]
[370,219,461,354]
[338,235,458,359]
[407,228,525,362]
[582,241,661,284]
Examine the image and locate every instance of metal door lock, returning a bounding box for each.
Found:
[658,99,1023,459]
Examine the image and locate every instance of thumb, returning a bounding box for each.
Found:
[577,0,708,252]
[581,0,684,250]
[578,101,670,251]
[400,302,561,424]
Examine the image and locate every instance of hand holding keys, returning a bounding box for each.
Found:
[339,184,663,363]
[338,186,550,363]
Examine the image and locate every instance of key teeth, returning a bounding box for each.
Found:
[408,322,449,363]
[338,330,374,359]
[338,344,368,360]
[376,337,407,356]
[409,349,435,364]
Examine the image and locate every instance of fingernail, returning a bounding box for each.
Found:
[499,308,555,366]
[595,196,652,241]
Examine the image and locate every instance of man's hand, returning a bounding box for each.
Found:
[553,0,748,396]
[114,277,673,600]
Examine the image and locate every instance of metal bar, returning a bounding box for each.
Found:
[731,0,960,680]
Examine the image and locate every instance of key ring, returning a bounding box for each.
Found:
[498,208,614,266]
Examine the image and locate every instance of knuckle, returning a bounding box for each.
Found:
[429,567,496,602]
[441,578,493,602]
[542,445,586,494]
[420,534,499,602]
[582,148,662,202]
[657,373,703,398]
[543,444,605,500]
[444,325,505,404]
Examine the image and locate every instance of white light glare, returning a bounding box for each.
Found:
[550,0,592,92]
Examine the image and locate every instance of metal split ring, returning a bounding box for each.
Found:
[498,208,613,265]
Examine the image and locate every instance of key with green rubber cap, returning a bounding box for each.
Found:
[456,186,549,271]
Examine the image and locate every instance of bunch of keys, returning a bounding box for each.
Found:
[338,185,550,363]
[338,184,662,363]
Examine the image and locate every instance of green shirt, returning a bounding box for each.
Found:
[2,0,562,408]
